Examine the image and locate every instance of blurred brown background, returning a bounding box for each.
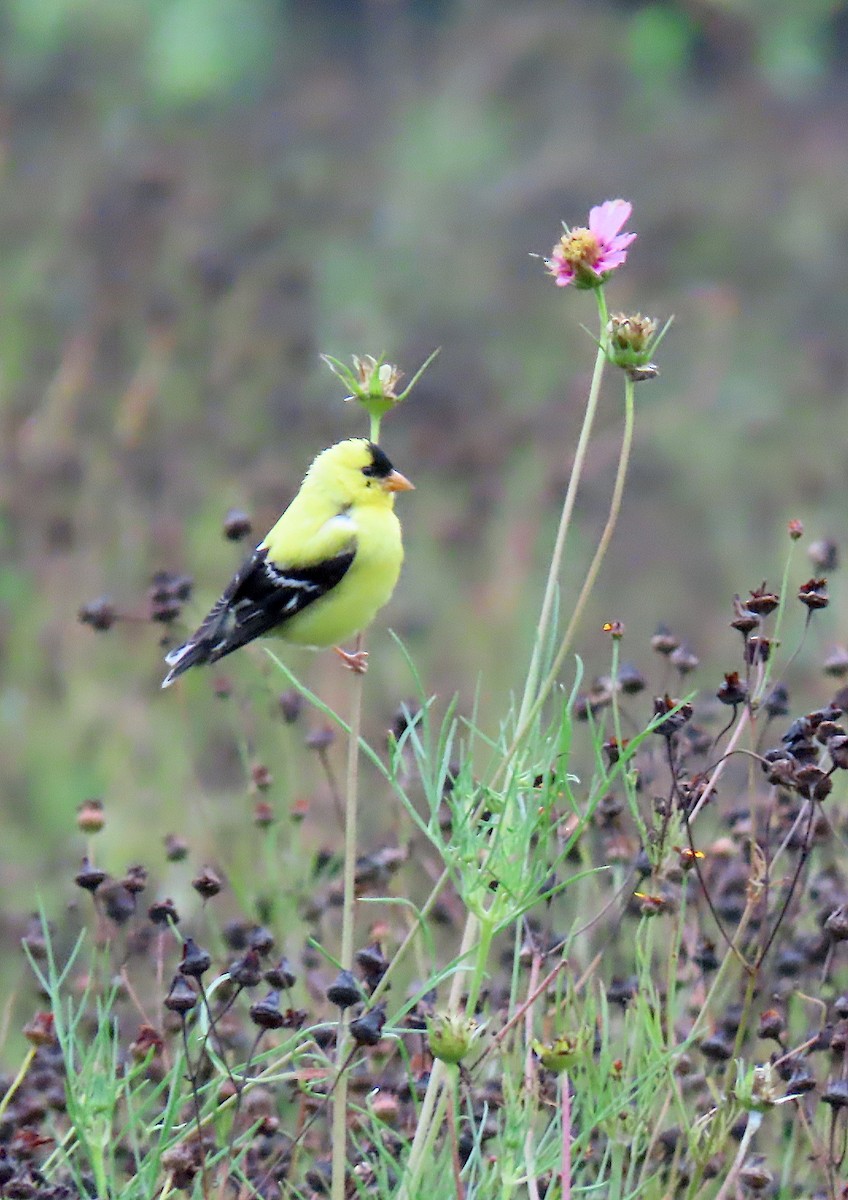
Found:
[3,0,848,921]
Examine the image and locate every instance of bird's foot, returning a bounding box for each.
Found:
[334,645,369,674]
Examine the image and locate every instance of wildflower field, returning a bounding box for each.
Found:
[4,3,848,1199]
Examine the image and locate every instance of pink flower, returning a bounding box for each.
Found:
[544,200,636,289]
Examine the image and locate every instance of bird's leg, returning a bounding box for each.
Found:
[334,643,369,674]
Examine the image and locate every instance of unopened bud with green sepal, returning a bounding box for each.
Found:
[427,1011,483,1065]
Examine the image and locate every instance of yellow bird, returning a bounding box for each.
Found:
[162,439,413,687]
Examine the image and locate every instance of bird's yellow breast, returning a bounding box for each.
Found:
[278,505,404,647]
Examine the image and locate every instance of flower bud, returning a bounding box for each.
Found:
[321,350,438,424]
[427,1012,482,1064]
[532,1032,587,1072]
[77,798,105,834]
[734,1061,789,1111]
[606,313,659,378]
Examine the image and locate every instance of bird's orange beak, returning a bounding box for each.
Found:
[381,469,415,493]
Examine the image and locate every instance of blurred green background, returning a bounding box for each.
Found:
[3,0,848,940]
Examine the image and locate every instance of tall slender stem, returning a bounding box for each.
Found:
[517,288,610,731]
[401,297,633,1198]
[510,370,635,757]
[331,636,365,1200]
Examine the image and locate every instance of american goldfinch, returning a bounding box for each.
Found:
[162,439,413,688]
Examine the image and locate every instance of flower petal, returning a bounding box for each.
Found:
[588,199,633,243]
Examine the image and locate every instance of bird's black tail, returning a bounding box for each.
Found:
[161,638,212,688]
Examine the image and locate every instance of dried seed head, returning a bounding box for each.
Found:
[786,1064,816,1093]
[99,880,136,925]
[699,1032,734,1062]
[23,1011,56,1048]
[229,948,263,988]
[164,975,198,1015]
[746,584,779,616]
[606,976,638,1007]
[794,764,832,801]
[651,695,693,736]
[757,1008,785,1042]
[809,538,839,571]
[148,898,179,926]
[254,800,276,828]
[651,625,679,655]
[129,1024,165,1062]
[814,719,843,744]
[149,570,193,623]
[693,938,719,973]
[122,864,148,894]
[762,752,797,788]
[825,905,848,942]
[192,866,223,899]
[827,734,848,770]
[764,683,790,718]
[730,595,759,634]
[603,737,628,765]
[164,833,188,862]
[355,942,389,986]
[573,680,613,719]
[223,508,252,541]
[249,990,285,1031]
[738,1156,773,1193]
[179,937,212,978]
[745,636,774,665]
[821,1078,848,1108]
[78,596,118,632]
[76,798,105,834]
[248,926,275,955]
[74,857,107,893]
[264,956,296,989]
[716,672,747,707]
[602,619,625,639]
[305,725,335,751]
[798,577,829,610]
[251,763,272,791]
[326,969,361,1009]
[823,646,848,677]
[278,689,303,724]
[616,662,646,694]
[670,644,699,675]
[350,1004,387,1046]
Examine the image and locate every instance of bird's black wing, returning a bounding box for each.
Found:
[162,546,355,686]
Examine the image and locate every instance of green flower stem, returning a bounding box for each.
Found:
[398,1059,449,1200]
[399,910,487,1200]
[460,915,494,1015]
[755,534,798,704]
[403,296,634,1196]
[0,1046,35,1122]
[609,632,648,845]
[560,1072,572,1200]
[686,705,751,824]
[370,413,382,443]
[510,369,635,761]
[331,638,366,1200]
[516,288,610,733]
[712,1111,762,1200]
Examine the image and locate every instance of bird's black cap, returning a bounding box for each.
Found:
[364,442,395,478]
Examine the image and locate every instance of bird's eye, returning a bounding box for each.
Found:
[362,464,378,477]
